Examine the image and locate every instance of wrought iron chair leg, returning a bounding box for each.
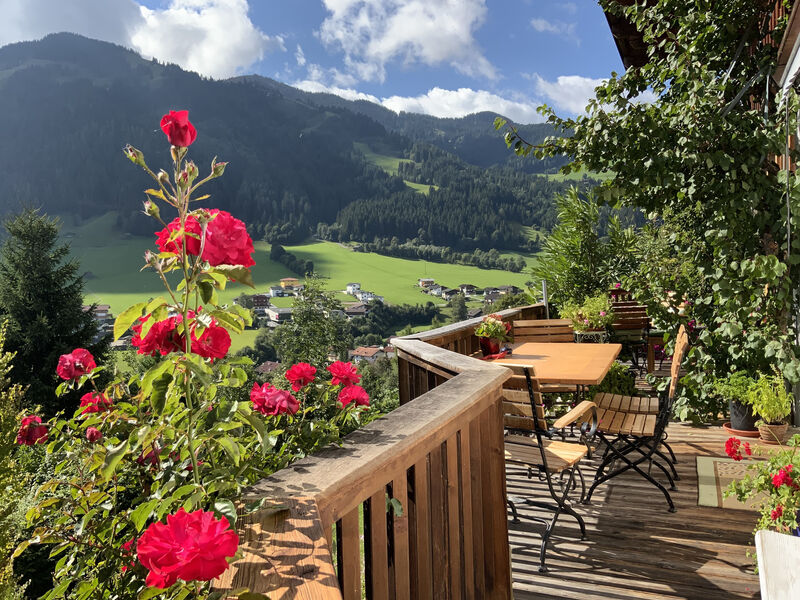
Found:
[663,439,678,464]
[507,499,520,523]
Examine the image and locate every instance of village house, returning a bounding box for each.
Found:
[418,278,435,287]
[266,307,293,324]
[484,292,501,304]
[498,285,522,296]
[83,304,114,343]
[279,277,299,289]
[251,293,271,308]
[268,285,286,298]
[428,284,443,297]
[355,290,383,303]
[254,361,281,375]
[344,302,369,318]
[441,288,460,301]
[348,345,385,363]
[467,307,483,319]
[459,283,478,296]
[345,282,361,295]
[483,286,500,297]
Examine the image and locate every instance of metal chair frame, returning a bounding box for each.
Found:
[505,367,597,572]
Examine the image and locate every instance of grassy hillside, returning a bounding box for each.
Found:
[354,141,439,195]
[542,167,614,182]
[65,213,536,315]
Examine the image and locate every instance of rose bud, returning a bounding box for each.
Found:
[211,160,227,178]
[124,145,146,167]
[185,161,199,183]
[157,170,170,186]
[86,427,103,443]
[143,200,161,220]
[170,146,187,164]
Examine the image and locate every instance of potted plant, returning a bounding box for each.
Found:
[725,435,800,535]
[747,372,793,444]
[713,371,759,436]
[474,313,512,356]
[561,294,614,332]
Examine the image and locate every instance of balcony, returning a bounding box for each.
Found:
[214,305,759,599]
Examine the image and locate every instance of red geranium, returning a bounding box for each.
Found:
[136,508,238,588]
[160,110,197,148]
[338,385,370,407]
[771,505,784,521]
[155,210,255,268]
[250,382,299,416]
[79,392,113,415]
[85,427,103,443]
[772,465,799,489]
[56,348,96,380]
[286,362,316,391]
[327,361,361,386]
[724,437,751,462]
[16,415,48,446]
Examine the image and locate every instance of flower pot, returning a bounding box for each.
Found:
[729,400,757,432]
[758,422,789,445]
[479,337,500,357]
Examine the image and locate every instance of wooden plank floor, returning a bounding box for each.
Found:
[508,424,762,599]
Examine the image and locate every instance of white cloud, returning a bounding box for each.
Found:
[295,44,306,67]
[530,73,604,114]
[561,2,578,15]
[0,0,283,79]
[318,0,495,83]
[530,17,578,43]
[292,80,545,123]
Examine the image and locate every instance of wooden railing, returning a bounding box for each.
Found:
[214,313,540,598]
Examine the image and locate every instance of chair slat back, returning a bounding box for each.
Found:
[502,365,548,432]
[513,319,574,343]
[668,325,689,401]
[611,305,650,330]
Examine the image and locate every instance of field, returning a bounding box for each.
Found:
[353,142,438,194]
[540,167,614,182]
[64,213,537,317]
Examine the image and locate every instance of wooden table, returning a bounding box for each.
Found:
[490,342,622,386]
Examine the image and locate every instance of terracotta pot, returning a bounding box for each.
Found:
[758,422,789,445]
[479,337,501,357]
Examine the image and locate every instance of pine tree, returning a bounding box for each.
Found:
[0,210,106,416]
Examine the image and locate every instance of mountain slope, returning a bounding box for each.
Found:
[0,33,569,250]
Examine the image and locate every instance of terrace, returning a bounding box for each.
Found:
[214,305,761,599]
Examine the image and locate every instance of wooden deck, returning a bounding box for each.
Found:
[509,424,761,599]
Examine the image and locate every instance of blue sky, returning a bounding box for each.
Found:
[1,0,624,122]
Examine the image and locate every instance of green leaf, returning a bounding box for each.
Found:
[130,499,159,532]
[138,587,164,600]
[150,372,173,415]
[217,437,241,466]
[199,280,216,305]
[213,265,255,288]
[215,499,238,525]
[114,302,146,340]
[100,440,129,479]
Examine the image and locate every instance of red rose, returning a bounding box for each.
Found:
[121,539,136,573]
[160,110,197,148]
[132,315,184,356]
[285,362,316,391]
[79,392,113,415]
[154,210,255,268]
[250,382,299,416]
[190,321,231,361]
[136,508,238,588]
[86,427,103,443]
[338,385,370,407]
[16,415,48,446]
[327,361,361,386]
[202,210,256,267]
[155,216,202,257]
[56,348,96,380]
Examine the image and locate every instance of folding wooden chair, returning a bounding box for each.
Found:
[610,304,651,373]
[583,325,689,512]
[511,319,578,397]
[502,366,598,572]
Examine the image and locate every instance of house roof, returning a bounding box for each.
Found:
[775,1,800,87]
[351,346,382,357]
[255,361,281,374]
[603,0,650,70]
[280,277,299,282]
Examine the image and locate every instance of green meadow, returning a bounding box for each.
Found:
[353,142,438,195]
[64,213,536,323]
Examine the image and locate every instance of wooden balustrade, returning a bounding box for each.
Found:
[215,335,519,599]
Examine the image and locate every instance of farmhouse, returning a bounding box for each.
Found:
[498,285,522,296]
[418,278,435,287]
[348,346,385,363]
[428,285,443,297]
[441,288,460,301]
[251,294,271,308]
[266,307,293,323]
[268,286,285,298]
[459,283,478,295]
[345,282,361,295]
[279,277,299,289]
[344,302,369,318]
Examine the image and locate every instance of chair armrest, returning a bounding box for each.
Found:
[552,401,597,430]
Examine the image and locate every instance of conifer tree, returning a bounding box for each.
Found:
[0,210,105,415]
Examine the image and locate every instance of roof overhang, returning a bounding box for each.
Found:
[775,1,800,90]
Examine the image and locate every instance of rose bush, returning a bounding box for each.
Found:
[15,112,370,600]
